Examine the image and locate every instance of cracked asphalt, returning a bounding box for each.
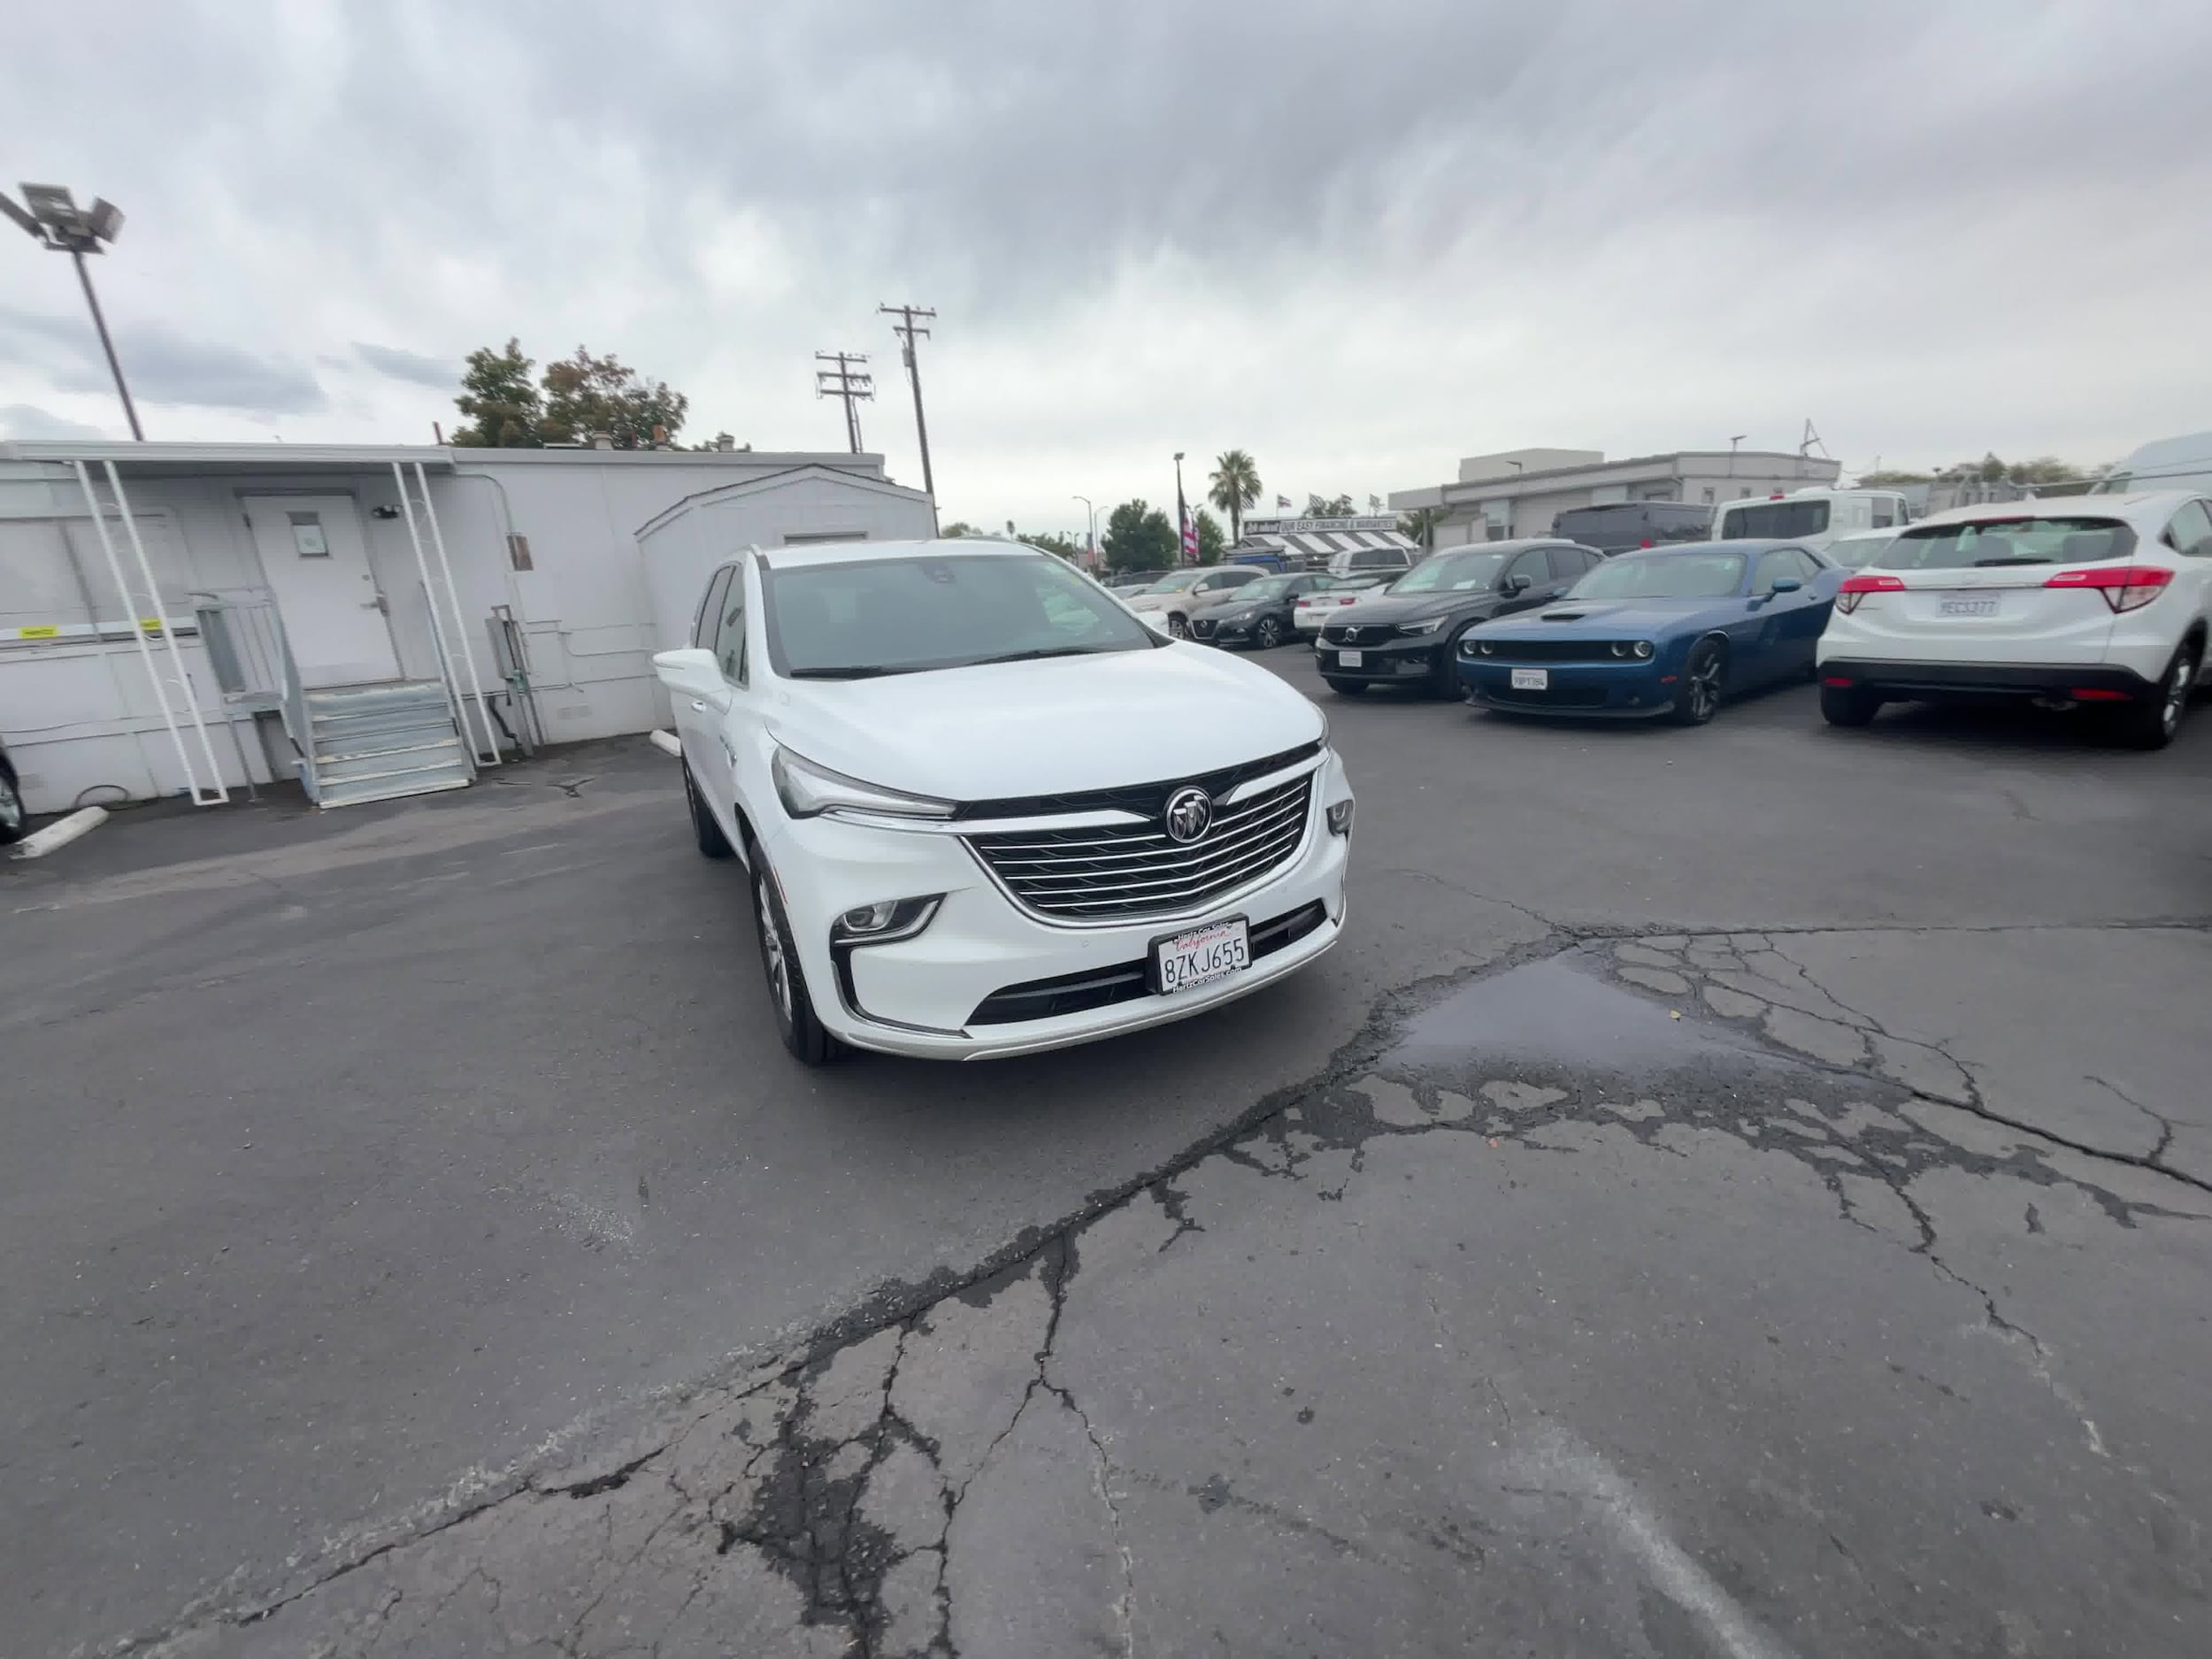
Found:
[4,656,2208,1656]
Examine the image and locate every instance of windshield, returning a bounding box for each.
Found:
[1140,569,1207,593]
[1717,499,1830,539]
[764,552,1161,679]
[1877,517,2137,571]
[1570,551,1747,600]
[1231,577,1294,603]
[1827,534,1895,569]
[1391,550,1507,594]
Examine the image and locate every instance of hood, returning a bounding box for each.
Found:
[764,646,1325,802]
[1122,589,1188,612]
[1190,590,1275,617]
[1320,591,1494,628]
[1478,597,1725,635]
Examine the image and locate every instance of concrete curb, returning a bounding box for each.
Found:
[648,729,683,758]
[10,805,110,860]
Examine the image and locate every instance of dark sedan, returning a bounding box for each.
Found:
[1187,572,1334,649]
[1314,540,1605,696]
[1456,541,1839,725]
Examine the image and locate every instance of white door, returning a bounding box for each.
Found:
[242,495,400,687]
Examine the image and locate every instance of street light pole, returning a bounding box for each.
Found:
[1173,450,1189,565]
[3,183,142,440]
[1072,495,1096,567]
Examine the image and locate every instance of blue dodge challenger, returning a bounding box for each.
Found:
[1456,541,1840,724]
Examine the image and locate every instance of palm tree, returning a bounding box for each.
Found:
[1207,449,1262,548]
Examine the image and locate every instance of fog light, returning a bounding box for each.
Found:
[831,895,943,945]
[1326,800,1355,837]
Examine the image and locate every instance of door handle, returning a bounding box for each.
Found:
[690,699,710,711]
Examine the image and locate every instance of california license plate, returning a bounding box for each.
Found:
[1151,917,1251,995]
[1339,649,1363,667]
[1939,595,2001,617]
[1511,667,1549,690]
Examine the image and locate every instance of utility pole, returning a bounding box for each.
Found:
[880,303,938,527]
[813,351,873,454]
[3,183,142,438]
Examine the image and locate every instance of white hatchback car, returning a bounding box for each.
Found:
[654,539,1354,1064]
[1816,492,2212,748]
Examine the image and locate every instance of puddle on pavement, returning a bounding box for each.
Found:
[1393,952,1778,1077]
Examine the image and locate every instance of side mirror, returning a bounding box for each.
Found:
[1770,577,1802,594]
[1506,572,1532,594]
[653,647,726,701]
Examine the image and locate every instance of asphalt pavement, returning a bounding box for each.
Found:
[4,655,2208,1656]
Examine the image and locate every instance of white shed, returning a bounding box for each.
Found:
[634,464,935,655]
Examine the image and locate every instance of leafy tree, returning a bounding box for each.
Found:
[1018,529,1087,560]
[1102,499,1179,572]
[1305,492,1356,518]
[540,346,689,449]
[1194,508,1226,565]
[449,338,544,448]
[1397,506,1445,550]
[1858,470,1932,486]
[1207,449,1262,545]
[939,520,981,538]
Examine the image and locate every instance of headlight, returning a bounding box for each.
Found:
[772,747,955,821]
[1230,609,1256,623]
[1633,640,1654,659]
[1397,616,1448,636]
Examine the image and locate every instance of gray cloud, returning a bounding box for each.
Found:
[0,305,326,416]
[353,342,455,388]
[0,403,108,441]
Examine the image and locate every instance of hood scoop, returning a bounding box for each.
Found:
[1540,609,1588,621]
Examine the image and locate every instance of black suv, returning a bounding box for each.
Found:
[1549,500,1710,553]
[1315,539,1604,696]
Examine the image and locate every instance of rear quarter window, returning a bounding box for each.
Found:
[1879,517,2138,571]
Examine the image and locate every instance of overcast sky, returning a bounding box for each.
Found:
[4,1,2208,534]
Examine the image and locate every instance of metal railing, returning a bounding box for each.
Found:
[190,585,318,803]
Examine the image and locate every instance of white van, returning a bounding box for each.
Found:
[1711,488,1909,555]
[2091,431,2212,496]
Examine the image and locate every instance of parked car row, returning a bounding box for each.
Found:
[1199,493,2208,749]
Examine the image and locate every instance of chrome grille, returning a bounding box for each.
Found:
[966,773,1314,923]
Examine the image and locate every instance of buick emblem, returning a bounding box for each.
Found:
[1163,785,1213,844]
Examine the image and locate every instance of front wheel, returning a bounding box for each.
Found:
[2116,642,2199,750]
[1166,613,1190,640]
[1431,629,1474,697]
[0,769,25,845]
[1819,684,1883,727]
[753,858,836,1066]
[1255,617,1284,649]
[1671,640,1725,726]
[1323,677,1367,696]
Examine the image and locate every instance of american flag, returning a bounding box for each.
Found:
[1180,508,1199,562]
[1277,494,1292,509]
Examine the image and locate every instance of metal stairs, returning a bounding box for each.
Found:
[305,681,474,809]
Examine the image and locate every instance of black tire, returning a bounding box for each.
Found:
[1323,677,1367,696]
[751,856,835,1066]
[2116,642,2199,751]
[1431,628,1474,697]
[1671,639,1726,726]
[1819,684,1883,727]
[1255,617,1284,649]
[0,768,24,845]
[683,761,735,858]
[1167,612,1190,640]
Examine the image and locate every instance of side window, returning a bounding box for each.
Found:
[713,561,749,684]
[693,565,733,649]
[1505,551,1549,588]
[2164,501,2212,557]
[1871,498,1897,529]
[1752,549,1801,594]
[1786,549,1822,582]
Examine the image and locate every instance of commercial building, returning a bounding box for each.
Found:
[1230,512,1421,569]
[1390,447,1842,548]
[0,441,931,813]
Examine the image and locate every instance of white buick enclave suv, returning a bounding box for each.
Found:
[1817,492,2212,749]
[654,538,1355,1064]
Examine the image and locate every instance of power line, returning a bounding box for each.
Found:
[813,351,873,454]
[879,303,938,526]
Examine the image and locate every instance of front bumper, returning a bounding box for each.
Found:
[1817,658,2161,701]
[1458,657,1677,717]
[757,749,1354,1060]
[1315,640,1442,681]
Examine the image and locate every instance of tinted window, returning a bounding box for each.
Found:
[1718,500,1831,539]
[713,564,749,683]
[2164,501,2212,557]
[1571,551,1747,600]
[1391,549,1509,593]
[1752,550,1801,594]
[1505,550,1551,588]
[1350,549,1407,570]
[1828,534,1894,570]
[1786,550,1822,582]
[1878,517,2138,571]
[764,551,1161,679]
[693,565,733,649]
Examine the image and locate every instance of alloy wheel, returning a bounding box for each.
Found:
[757,871,794,1022]
[1688,653,1723,720]
[1256,618,1282,649]
[1168,614,1188,640]
[2160,653,2193,738]
[0,776,21,834]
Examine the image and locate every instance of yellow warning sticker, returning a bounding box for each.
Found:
[139,618,165,632]
[19,625,59,639]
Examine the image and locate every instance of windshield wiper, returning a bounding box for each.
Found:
[970,645,1122,666]
[785,664,916,680]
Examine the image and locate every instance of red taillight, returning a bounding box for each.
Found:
[2070,687,2131,702]
[1822,675,1855,687]
[1834,572,1904,614]
[2043,564,2172,613]
[1640,539,1654,548]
